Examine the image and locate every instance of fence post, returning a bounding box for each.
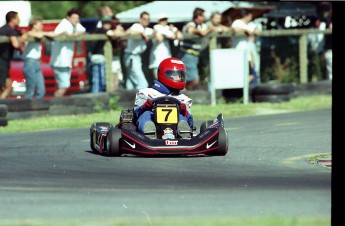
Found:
[299,34,308,84]
[208,35,217,106]
[103,40,114,92]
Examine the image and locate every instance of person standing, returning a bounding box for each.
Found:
[89,15,113,93]
[149,13,181,79]
[324,19,332,81]
[231,9,260,84]
[307,17,326,82]
[50,8,86,97]
[123,11,153,90]
[198,11,231,83]
[95,5,114,30]
[178,7,214,90]
[206,11,230,48]
[108,15,126,90]
[23,17,58,99]
[0,11,27,99]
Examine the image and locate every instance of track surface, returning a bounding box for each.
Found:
[0,109,331,220]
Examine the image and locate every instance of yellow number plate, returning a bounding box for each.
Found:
[156,106,178,124]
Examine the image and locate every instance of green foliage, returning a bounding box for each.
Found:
[30,1,152,20]
[92,95,120,112]
[260,36,300,83]
[108,95,120,111]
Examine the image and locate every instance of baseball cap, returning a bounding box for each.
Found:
[101,15,112,22]
[158,12,168,21]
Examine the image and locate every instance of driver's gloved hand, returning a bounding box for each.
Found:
[142,99,153,112]
[179,103,189,117]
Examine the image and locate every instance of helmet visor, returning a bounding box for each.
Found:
[164,70,186,82]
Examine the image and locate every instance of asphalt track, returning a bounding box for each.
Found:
[0,108,331,221]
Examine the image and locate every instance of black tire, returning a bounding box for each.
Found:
[90,122,113,153]
[253,83,294,95]
[252,94,291,103]
[89,124,98,153]
[0,105,8,117]
[214,128,228,156]
[106,127,122,156]
[0,117,8,127]
[199,120,214,133]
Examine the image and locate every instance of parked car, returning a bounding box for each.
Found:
[9,21,89,99]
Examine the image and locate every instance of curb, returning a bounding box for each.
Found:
[318,158,332,169]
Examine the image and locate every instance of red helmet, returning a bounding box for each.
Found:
[157,57,186,90]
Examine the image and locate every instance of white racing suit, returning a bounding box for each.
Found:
[133,80,194,134]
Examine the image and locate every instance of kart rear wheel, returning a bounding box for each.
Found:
[90,122,112,154]
[106,127,122,156]
[208,128,228,156]
[200,120,214,133]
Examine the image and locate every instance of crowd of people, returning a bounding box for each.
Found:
[0,4,332,100]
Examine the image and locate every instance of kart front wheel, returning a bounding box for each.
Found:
[215,127,228,156]
[106,127,122,156]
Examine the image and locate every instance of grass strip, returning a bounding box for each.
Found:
[0,95,331,134]
[0,216,330,226]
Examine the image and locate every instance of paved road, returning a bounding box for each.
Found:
[0,109,331,221]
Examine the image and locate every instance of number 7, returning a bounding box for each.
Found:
[162,109,172,121]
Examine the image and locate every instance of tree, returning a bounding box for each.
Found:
[30,1,151,19]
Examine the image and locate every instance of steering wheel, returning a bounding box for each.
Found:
[151,96,181,106]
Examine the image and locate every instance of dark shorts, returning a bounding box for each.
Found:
[0,59,10,89]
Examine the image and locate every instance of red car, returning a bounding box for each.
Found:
[9,22,89,99]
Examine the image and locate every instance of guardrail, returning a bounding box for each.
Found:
[0,28,332,92]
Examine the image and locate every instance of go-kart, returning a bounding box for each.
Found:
[90,96,228,156]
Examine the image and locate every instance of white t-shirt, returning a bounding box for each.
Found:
[50,18,86,68]
[124,23,153,55]
[23,41,41,59]
[231,19,256,61]
[149,24,174,69]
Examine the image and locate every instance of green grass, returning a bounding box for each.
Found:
[307,153,332,164]
[0,95,331,134]
[0,216,330,226]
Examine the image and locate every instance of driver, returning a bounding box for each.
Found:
[133,57,193,138]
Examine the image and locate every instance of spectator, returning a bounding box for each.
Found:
[149,13,182,79]
[108,15,126,90]
[307,17,326,82]
[95,5,114,30]
[324,18,332,81]
[22,17,59,99]
[246,32,260,85]
[50,8,86,97]
[199,11,231,83]
[0,11,27,99]
[231,9,260,85]
[89,15,114,92]
[123,11,153,90]
[178,7,214,90]
[206,11,231,48]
